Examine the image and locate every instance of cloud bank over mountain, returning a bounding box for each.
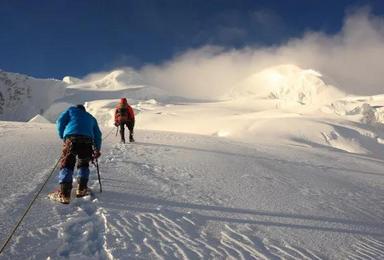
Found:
[135,8,384,98]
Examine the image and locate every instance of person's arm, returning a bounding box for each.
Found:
[128,106,135,123]
[56,110,70,139]
[93,119,102,151]
[114,108,119,126]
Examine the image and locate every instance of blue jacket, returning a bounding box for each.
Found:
[56,106,102,150]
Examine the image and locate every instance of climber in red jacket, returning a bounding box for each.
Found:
[114,98,135,143]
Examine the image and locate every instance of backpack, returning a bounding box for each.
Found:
[116,104,129,122]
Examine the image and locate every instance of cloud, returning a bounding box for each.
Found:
[278,7,384,95]
[135,8,384,98]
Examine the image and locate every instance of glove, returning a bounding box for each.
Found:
[93,150,101,159]
[114,122,119,127]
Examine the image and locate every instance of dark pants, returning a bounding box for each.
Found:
[58,136,93,183]
[119,120,134,141]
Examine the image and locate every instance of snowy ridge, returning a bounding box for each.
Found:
[62,76,82,85]
[325,95,384,125]
[0,71,66,121]
[68,70,143,90]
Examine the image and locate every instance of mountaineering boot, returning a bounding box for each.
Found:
[121,138,125,144]
[48,183,72,204]
[76,178,90,197]
[129,134,135,142]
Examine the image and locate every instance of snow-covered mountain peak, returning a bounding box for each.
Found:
[97,69,142,89]
[62,76,82,85]
[68,69,143,90]
[231,64,345,106]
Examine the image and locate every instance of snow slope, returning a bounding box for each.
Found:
[2,64,384,157]
[0,70,66,122]
[1,65,384,259]
[0,123,383,259]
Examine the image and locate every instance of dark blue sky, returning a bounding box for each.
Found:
[0,0,383,79]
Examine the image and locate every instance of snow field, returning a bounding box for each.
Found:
[2,129,383,259]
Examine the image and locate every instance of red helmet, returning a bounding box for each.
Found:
[120,98,127,104]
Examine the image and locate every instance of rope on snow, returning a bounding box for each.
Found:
[0,158,60,255]
[0,127,114,255]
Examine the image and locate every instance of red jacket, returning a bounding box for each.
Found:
[114,98,135,124]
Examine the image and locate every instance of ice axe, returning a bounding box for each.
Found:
[92,145,102,193]
[95,157,102,193]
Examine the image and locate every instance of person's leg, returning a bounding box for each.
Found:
[51,139,75,203]
[76,141,93,197]
[58,139,76,179]
[120,123,125,143]
[127,121,135,142]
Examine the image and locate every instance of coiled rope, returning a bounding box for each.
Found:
[0,127,115,255]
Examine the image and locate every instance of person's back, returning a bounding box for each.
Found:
[114,98,135,143]
[58,106,100,142]
[115,99,134,122]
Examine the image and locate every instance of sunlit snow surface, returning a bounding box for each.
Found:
[1,124,384,259]
[1,65,384,259]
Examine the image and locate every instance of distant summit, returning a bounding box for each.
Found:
[231,64,345,106]
[68,69,143,90]
[62,76,82,85]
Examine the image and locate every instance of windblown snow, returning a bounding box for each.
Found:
[231,64,344,106]
[1,64,384,259]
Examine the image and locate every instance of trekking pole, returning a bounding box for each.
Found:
[92,144,102,193]
[95,157,102,193]
[115,126,119,137]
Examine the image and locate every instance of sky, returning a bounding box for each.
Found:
[1,0,384,81]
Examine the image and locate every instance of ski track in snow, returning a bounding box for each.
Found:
[1,129,384,259]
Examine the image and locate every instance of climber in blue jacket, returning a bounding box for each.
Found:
[49,104,102,204]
